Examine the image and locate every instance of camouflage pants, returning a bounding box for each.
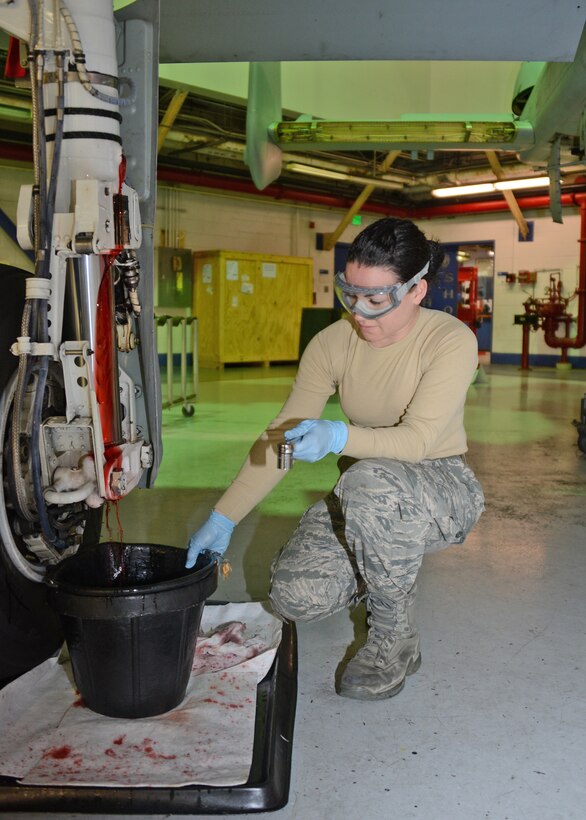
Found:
[269,456,484,622]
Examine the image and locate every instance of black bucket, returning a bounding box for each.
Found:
[45,542,218,719]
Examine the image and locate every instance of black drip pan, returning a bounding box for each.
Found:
[0,606,297,815]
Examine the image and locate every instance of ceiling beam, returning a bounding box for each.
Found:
[321,151,401,251]
[157,89,189,154]
[486,150,530,239]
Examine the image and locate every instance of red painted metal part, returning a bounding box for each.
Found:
[90,157,128,499]
[520,322,531,370]
[542,194,586,351]
[4,37,27,80]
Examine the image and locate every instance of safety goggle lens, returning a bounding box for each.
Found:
[334,261,430,319]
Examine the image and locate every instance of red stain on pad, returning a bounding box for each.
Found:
[43,745,72,760]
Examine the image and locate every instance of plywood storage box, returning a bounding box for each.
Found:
[193,250,314,367]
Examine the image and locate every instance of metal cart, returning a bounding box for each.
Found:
[155,308,198,416]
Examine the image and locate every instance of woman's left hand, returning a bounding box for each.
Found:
[284,419,348,462]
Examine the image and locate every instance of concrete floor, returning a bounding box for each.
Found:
[15,363,586,819]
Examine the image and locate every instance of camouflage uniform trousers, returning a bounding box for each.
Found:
[269,455,484,623]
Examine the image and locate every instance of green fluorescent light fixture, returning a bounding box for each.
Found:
[272,119,530,151]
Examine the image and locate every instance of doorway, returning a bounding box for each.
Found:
[423,241,494,355]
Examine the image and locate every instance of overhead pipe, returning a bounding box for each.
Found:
[0,143,33,163]
[1,142,585,221]
[157,166,414,216]
[413,193,581,218]
[157,167,586,219]
[157,167,586,221]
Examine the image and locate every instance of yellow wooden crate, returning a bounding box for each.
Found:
[193,250,314,367]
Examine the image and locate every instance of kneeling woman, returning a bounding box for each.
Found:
[186,217,484,701]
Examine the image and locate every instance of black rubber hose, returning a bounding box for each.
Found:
[29,361,66,550]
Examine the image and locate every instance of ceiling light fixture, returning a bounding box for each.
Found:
[494,176,551,191]
[286,162,348,181]
[286,162,403,191]
[432,176,551,198]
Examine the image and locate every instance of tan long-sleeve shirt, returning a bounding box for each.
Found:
[215,308,478,523]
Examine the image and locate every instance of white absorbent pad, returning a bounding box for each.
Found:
[0,602,282,788]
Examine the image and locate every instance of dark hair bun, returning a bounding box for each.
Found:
[347,217,443,286]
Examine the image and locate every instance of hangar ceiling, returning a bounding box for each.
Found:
[153,82,556,211]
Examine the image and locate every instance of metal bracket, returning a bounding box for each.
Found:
[548,136,563,224]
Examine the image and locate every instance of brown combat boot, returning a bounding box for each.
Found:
[338,587,421,700]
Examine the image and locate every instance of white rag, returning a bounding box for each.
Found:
[0,602,282,788]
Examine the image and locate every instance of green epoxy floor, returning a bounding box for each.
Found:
[155,368,346,516]
[52,362,586,820]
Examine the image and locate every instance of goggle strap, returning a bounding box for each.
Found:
[392,261,430,302]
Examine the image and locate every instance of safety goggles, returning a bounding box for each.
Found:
[334,261,430,319]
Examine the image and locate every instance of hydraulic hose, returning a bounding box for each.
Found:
[28,40,68,548]
[15,1,68,547]
[9,302,35,522]
[44,482,95,505]
[29,360,66,549]
[42,50,66,282]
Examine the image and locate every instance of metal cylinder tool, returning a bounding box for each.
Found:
[277,442,294,470]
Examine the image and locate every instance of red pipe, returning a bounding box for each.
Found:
[156,167,413,216]
[0,143,33,163]
[414,194,580,218]
[520,323,531,370]
[543,194,586,350]
[157,168,586,220]
[1,141,585,221]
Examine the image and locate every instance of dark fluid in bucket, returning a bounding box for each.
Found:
[45,543,218,719]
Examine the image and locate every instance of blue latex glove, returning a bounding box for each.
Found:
[284,419,348,463]
[185,510,236,568]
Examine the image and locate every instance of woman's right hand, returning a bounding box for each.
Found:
[285,419,348,462]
